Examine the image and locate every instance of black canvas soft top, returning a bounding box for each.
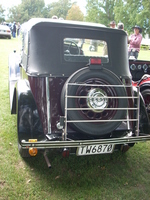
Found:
[21,18,130,78]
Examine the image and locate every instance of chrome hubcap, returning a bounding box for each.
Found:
[87,88,108,112]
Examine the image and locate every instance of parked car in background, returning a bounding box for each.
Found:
[0,24,11,39]
[8,18,150,167]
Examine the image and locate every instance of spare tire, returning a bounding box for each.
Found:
[61,67,128,137]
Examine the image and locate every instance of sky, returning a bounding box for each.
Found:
[1,0,86,14]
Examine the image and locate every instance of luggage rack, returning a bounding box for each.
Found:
[63,82,140,140]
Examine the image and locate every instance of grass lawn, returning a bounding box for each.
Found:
[138,49,150,60]
[0,37,150,200]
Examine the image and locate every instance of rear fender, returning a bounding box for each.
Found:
[16,79,45,143]
[9,51,20,113]
[8,51,20,80]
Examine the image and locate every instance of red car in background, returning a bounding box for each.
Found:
[129,59,150,116]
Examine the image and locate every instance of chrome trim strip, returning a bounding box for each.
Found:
[64,82,68,140]
[46,77,51,133]
[67,96,137,99]
[66,119,138,122]
[136,87,140,136]
[66,108,138,110]
[67,83,133,87]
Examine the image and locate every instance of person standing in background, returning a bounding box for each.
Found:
[117,22,124,30]
[103,20,116,55]
[128,25,142,59]
[109,21,116,29]
[12,22,16,38]
[17,22,20,37]
[117,22,129,43]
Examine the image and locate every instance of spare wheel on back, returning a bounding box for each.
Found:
[61,67,128,137]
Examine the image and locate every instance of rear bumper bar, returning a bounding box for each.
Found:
[21,135,150,149]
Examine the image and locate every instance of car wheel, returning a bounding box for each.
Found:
[61,67,128,137]
[141,89,150,115]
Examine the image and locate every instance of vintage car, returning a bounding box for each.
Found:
[0,24,11,39]
[9,18,150,167]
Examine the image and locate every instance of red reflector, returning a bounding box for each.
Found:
[62,149,70,157]
[90,58,101,65]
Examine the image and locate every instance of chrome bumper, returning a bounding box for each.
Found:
[21,135,150,149]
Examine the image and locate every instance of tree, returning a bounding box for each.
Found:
[86,0,115,25]
[8,0,45,24]
[6,0,150,36]
[8,5,23,23]
[66,4,84,21]
[8,0,72,23]
[113,0,129,31]
[138,0,150,35]
[85,0,150,35]
[47,0,72,19]
[0,4,5,23]
[114,0,150,35]
[42,4,53,18]
[21,0,45,19]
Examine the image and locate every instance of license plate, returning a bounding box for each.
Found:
[76,144,114,156]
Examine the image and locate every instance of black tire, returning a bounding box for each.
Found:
[18,142,30,158]
[61,67,128,137]
[141,89,150,115]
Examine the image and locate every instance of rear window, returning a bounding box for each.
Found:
[64,38,109,63]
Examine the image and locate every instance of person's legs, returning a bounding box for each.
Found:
[128,50,139,59]
[134,51,139,59]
